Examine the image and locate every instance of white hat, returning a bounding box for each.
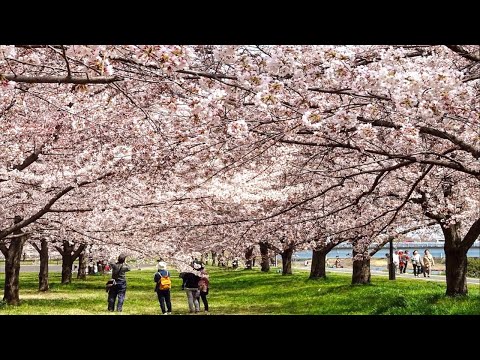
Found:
[193,262,201,270]
[158,262,167,270]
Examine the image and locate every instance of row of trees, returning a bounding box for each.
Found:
[1,45,479,306]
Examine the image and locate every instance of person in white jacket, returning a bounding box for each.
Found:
[411,250,422,277]
[392,251,400,273]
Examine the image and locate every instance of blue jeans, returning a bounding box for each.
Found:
[108,280,126,312]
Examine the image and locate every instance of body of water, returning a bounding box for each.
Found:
[295,246,480,260]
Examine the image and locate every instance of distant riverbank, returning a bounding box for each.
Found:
[293,257,446,274]
[295,247,480,260]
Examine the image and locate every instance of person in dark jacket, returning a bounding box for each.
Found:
[107,253,131,312]
[154,261,172,314]
[181,263,201,313]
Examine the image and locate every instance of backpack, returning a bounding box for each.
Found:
[158,271,171,290]
[105,278,116,292]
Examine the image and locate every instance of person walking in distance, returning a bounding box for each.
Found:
[392,251,400,274]
[411,250,422,277]
[107,253,131,312]
[402,250,410,274]
[398,250,405,274]
[154,261,172,314]
[198,266,210,313]
[422,249,435,278]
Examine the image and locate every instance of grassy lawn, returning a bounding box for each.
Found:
[0,267,479,314]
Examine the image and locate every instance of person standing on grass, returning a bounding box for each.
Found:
[107,253,131,312]
[198,266,210,313]
[154,261,172,314]
[181,262,201,313]
[422,249,435,278]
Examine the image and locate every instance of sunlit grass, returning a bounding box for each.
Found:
[1,267,479,314]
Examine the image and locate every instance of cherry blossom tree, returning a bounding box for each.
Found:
[178,45,479,296]
[0,45,196,303]
[2,45,479,303]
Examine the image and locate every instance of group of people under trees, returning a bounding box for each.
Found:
[388,249,435,277]
[106,254,210,314]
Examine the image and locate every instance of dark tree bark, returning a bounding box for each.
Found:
[309,248,328,279]
[61,256,73,284]
[38,239,49,291]
[244,247,254,270]
[417,186,480,296]
[55,241,85,284]
[211,251,217,266]
[445,247,468,296]
[1,216,28,305]
[77,249,87,280]
[309,243,337,279]
[259,241,270,272]
[442,223,469,296]
[281,247,293,275]
[352,248,371,285]
[388,239,396,280]
[32,238,49,291]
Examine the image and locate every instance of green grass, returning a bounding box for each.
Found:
[0,267,479,314]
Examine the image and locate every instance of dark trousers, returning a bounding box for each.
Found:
[200,290,209,311]
[413,264,420,276]
[402,262,408,273]
[423,266,431,277]
[108,281,126,312]
[157,290,172,313]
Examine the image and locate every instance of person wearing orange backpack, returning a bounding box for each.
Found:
[154,261,172,314]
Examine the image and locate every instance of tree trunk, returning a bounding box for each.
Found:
[388,239,395,280]
[77,250,87,280]
[2,224,27,305]
[259,242,270,272]
[352,252,371,285]
[38,239,49,291]
[281,248,293,275]
[61,253,73,284]
[441,223,469,296]
[57,241,85,284]
[211,252,217,266]
[244,247,254,270]
[3,250,22,305]
[310,248,328,279]
[445,246,468,296]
